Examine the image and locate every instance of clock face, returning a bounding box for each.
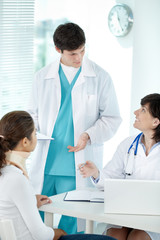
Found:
[108,4,133,37]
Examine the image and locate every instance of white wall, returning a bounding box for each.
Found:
[86,0,134,163]
[130,0,160,135]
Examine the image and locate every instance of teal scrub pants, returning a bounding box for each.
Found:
[40,174,80,234]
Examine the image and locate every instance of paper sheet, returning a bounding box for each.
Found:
[37,132,54,140]
[64,189,104,203]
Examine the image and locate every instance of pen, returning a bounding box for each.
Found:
[77,163,86,170]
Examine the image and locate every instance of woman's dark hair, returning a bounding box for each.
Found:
[0,111,34,174]
[53,22,86,52]
[141,93,160,142]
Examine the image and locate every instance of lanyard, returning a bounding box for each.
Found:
[125,132,143,176]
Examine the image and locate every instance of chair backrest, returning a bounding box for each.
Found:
[0,219,17,240]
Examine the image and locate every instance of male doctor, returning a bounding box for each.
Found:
[28,22,122,234]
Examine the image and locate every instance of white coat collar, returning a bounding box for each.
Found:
[44,56,96,80]
[82,56,96,77]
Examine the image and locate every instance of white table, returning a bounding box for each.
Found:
[39,191,160,234]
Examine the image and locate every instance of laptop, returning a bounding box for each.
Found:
[104,179,160,215]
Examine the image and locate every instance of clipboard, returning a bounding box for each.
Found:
[64,189,104,203]
[37,132,54,140]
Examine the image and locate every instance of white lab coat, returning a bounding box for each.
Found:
[96,135,160,190]
[28,56,122,194]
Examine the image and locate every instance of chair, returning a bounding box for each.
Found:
[0,219,17,240]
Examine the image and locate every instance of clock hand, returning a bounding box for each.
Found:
[115,11,123,32]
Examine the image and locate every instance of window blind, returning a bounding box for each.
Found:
[0,0,35,117]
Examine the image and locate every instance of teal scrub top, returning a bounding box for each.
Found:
[44,65,81,176]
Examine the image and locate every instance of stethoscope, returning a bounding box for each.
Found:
[125,132,143,176]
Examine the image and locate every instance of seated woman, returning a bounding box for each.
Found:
[0,110,116,240]
[79,93,160,240]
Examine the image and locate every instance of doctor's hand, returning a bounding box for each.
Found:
[36,194,52,208]
[78,160,99,179]
[67,132,90,152]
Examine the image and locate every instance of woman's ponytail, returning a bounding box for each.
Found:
[0,136,10,175]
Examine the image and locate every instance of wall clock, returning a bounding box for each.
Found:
[108,4,133,37]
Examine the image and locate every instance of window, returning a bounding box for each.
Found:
[0,0,35,117]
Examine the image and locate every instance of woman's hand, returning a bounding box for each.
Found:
[78,160,99,179]
[53,228,67,240]
[36,194,52,208]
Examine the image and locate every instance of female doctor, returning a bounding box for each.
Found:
[79,93,160,240]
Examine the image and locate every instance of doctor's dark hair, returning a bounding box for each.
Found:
[141,93,160,142]
[53,22,86,52]
[0,111,34,175]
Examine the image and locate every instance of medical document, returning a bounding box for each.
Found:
[64,189,104,203]
[37,132,54,140]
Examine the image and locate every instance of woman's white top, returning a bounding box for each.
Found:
[0,165,54,240]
